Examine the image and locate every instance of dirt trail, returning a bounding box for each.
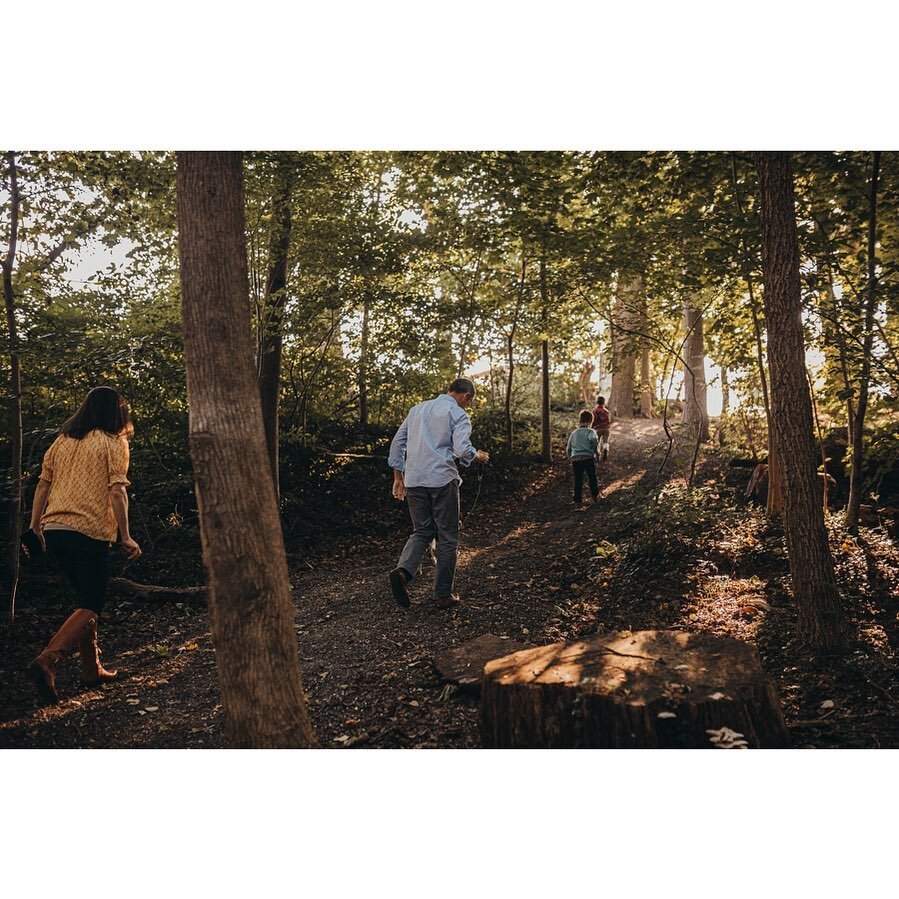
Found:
[0,421,662,748]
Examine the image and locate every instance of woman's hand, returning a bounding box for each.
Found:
[121,536,142,560]
[33,526,46,553]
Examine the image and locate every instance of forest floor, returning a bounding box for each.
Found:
[2,418,898,749]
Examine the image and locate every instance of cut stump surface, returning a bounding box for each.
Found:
[433,634,535,695]
[480,630,789,748]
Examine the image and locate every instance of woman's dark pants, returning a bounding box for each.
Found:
[44,530,111,615]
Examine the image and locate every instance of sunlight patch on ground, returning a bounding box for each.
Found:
[599,471,644,498]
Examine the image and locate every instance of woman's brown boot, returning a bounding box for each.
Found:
[79,616,118,687]
[27,608,98,704]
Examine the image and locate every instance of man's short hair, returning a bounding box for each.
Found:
[579,409,594,425]
[449,378,476,398]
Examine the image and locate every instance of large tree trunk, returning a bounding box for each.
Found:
[539,255,551,463]
[609,273,641,420]
[682,302,710,441]
[755,151,846,653]
[256,157,294,499]
[845,151,881,533]
[176,151,317,748]
[2,151,22,625]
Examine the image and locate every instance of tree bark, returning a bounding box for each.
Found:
[755,151,845,653]
[682,301,710,441]
[539,255,551,463]
[2,151,22,625]
[845,151,881,533]
[256,157,294,499]
[176,151,317,747]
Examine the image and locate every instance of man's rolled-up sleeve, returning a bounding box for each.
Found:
[388,417,409,472]
[452,412,477,468]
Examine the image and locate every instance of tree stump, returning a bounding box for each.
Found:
[480,630,790,748]
[432,634,534,696]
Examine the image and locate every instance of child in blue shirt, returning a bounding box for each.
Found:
[566,409,599,505]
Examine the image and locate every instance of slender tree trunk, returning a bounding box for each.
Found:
[845,151,881,533]
[358,296,370,426]
[756,151,845,652]
[2,152,21,625]
[176,151,317,747]
[682,301,710,441]
[730,153,779,514]
[816,261,855,447]
[256,157,293,499]
[504,254,527,454]
[539,255,551,463]
[505,331,515,453]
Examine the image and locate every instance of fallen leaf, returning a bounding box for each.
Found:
[821,699,835,709]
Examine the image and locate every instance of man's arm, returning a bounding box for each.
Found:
[109,484,141,559]
[388,417,409,500]
[452,412,486,466]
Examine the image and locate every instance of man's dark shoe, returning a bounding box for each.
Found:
[435,594,461,610]
[390,568,411,608]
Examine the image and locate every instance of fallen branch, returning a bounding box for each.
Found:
[22,573,207,604]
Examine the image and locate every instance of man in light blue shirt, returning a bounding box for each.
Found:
[388,378,489,609]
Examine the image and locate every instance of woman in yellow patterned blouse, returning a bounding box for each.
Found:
[27,387,141,703]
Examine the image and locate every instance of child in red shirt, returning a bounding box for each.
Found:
[592,395,611,462]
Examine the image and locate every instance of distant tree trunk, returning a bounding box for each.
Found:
[845,151,881,533]
[720,364,730,416]
[256,157,294,499]
[2,152,21,625]
[610,273,640,419]
[639,344,653,417]
[176,151,317,747]
[718,364,730,446]
[756,151,845,652]
[539,255,551,462]
[682,302,710,441]
[579,361,595,408]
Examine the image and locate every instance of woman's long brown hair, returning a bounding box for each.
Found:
[61,387,133,440]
